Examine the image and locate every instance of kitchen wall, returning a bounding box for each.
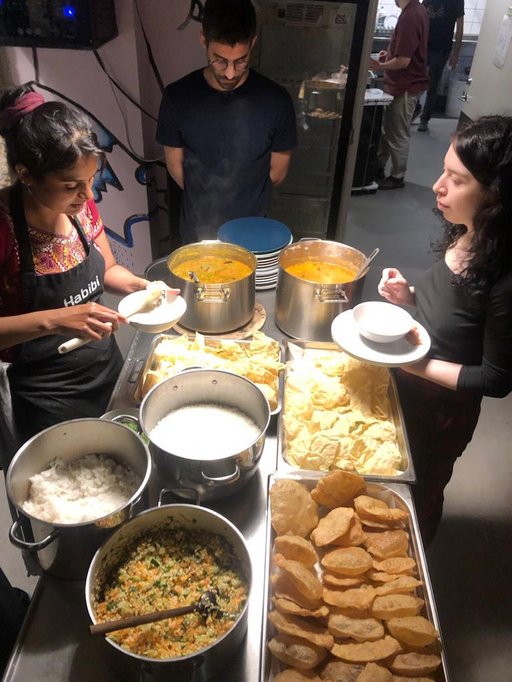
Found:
[375,0,487,37]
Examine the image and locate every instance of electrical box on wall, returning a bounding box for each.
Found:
[0,1,118,49]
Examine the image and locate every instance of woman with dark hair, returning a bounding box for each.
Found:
[0,84,151,452]
[378,115,512,545]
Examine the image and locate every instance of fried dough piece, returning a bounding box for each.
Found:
[331,636,402,663]
[273,596,329,619]
[371,594,425,620]
[354,496,409,526]
[271,480,319,537]
[372,557,416,576]
[333,516,367,547]
[328,613,385,642]
[268,633,328,670]
[274,670,322,682]
[274,535,318,566]
[391,675,434,682]
[322,573,365,589]
[356,662,393,682]
[320,660,364,681]
[367,571,403,583]
[389,652,442,677]
[268,610,334,649]
[274,554,323,600]
[321,546,373,577]
[363,530,409,560]
[323,585,376,612]
[311,470,366,508]
[272,575,324,610]
[374,576,422,596]
[311,508,355,547]
[387,616,439,647]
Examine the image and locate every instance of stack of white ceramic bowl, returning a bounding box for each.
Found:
[217,217,293,290]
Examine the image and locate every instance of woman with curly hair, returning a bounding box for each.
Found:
[378,115,512,545]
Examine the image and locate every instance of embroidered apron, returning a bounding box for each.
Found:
[7,183,123,441]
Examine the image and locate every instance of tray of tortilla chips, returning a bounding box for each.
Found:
[260,470,449,682]
[133,330,284,413]
[278,341,415,482]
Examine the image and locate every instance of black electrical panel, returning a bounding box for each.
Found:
[0,1,118,49]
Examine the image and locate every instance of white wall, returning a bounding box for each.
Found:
[376,0,487,36]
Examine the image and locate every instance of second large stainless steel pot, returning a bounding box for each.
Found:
[140,369,270,501]
[86,503,252,682]
[275,239,368,341]
[6,419,151,579]
[166,241,256,333]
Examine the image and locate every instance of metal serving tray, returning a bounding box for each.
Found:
[278,340,416,483]
[260,471,450,682]
[132,332,284,415]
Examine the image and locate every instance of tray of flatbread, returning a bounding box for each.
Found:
[278,341,415,483]
[260,471,449,682]
[133,330,284,414]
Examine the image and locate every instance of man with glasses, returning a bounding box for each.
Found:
[157,0,297,244]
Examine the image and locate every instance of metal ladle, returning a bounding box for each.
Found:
[188,271,200,283]
[89,590,220,636]
[354,247,380,280]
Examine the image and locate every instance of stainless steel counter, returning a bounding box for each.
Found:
[3,290,282,682]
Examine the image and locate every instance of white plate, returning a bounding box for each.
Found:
[118,290,187,333]
[331,309,431,367]
[255,282,278,290]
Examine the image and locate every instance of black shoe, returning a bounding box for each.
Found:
[378,175,405,190]
[417,120,428,132]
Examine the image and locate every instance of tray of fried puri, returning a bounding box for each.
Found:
[133,330,284,413]
[260,470,449,682]
[278,341,415,483]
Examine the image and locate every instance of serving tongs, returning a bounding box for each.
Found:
[89,590,220,636]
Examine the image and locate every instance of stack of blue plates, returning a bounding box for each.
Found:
[218,217,293,290]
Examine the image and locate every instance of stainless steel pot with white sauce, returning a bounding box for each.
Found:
[139,369,270,501]
[6,418,151,579]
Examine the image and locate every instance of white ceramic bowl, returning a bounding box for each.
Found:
[352,301,413,344]
[118,291,187,333]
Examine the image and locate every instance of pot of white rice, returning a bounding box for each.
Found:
[6,418,152,579]
[140,369,270,501]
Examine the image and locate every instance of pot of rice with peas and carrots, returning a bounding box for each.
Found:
[85,503,251,682]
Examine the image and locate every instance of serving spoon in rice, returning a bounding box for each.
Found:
[89,590,220,636]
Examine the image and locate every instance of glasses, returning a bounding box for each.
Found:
[208,57,250,73]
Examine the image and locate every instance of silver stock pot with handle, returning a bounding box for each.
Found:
[139,368,271,501]
[85,501,252,682]
[275,239,370,340]
[6,418,151,579]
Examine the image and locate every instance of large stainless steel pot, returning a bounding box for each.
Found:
[166,240,256,333]
[86,503,251,682]
[140,369,270,501]
[275,239,368,341]
[6,419,151,579]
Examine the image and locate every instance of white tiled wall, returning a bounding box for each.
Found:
[375,1,487,37]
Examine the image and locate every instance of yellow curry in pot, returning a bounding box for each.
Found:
[172,256,252,284]
[285,260,357,284]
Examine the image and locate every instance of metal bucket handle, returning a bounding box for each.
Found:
[158,487,202,506]
[111,413,144,435]
[194,285,231,302]
[314,285,349,304]
[9,517,59,551]
[201,464,240,486]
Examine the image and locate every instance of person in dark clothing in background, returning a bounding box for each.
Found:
[418,0,465,132]
[156,0,297,243]
[370,0,429,190]
[0,567,29,675]
[378,116,512,545]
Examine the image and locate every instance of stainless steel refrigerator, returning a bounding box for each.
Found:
[253,0,375,240]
